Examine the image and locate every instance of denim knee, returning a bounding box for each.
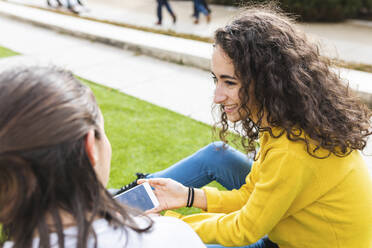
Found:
[202,141,230,160]
[205,141,226,152]
[201,141,251,173]
[200,142,234,168]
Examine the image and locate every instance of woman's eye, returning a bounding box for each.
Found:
[225,81,237,86]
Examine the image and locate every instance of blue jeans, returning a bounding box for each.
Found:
[193,0,209,19]
[157,0,175,23]
[148,142,278,248]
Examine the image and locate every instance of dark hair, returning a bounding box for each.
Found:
[0,66,152,248]
[214,4,371,158]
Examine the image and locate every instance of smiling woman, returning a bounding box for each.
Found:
[211,45,243,123]
[121,3,372,248]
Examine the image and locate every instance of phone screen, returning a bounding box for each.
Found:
[114,183,158,211]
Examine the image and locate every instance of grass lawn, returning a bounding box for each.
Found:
[86,79,221,190]
[85,79,229,215]
[0,46,241,217]
[0,45,19,58]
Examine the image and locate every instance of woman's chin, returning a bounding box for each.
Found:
[226,114,240,123]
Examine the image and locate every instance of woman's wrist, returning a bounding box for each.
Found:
[184,187,207,211]
[185,187,194,207]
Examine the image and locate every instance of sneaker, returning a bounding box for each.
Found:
[206,14,211,24]
[114,173,149,196]
[76,0,84,6]
[172,14,177,24]
[67,5,80,14]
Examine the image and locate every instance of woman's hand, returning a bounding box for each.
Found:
[137,178,188,213]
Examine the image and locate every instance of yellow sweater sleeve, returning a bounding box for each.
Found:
[180,150,314,246]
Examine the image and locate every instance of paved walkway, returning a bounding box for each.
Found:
[6,0,372,66]
[0,14,215,128]
[0,1,371,169]
[1,0,371,106]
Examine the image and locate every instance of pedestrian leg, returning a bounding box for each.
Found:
[193,0,200,24]
[195,0,211,23]
[156,0,163,25]
[163,0,176,23]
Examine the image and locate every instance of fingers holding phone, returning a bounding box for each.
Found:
[137,178,188,213]
[113,182,159,212]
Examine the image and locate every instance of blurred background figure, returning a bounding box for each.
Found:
[156,0,177,25]
[46,0,62,8]
[192,0,211,20]
[46,0,86,14]
[192,0,211,24]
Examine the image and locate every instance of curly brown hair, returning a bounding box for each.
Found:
[214,4,371,158]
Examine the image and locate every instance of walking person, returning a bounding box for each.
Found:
[156,0,177,25]
[193,0,211,24]
[46,0,85,14]
[46,0,62,8]
[117,4,372,248]
[192,0,211,18]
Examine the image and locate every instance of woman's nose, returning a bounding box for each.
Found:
[213,84,227,104]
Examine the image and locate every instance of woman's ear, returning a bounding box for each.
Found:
[85,129,97,167]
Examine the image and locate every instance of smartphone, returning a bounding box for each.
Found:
[113,182,159,211]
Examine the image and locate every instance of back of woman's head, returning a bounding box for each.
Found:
[0,66,150,248]
[214,4,371,158]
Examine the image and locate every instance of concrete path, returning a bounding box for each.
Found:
[0,14,215,127]
[84,0,372,66]
[0,2,371,169]
[5,0,372,66]
[0,0,371,107]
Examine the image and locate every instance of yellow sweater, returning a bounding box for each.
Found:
[166,129,372,247]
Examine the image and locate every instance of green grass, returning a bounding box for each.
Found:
[0,46,229,217]
[0,45,19,58]
[83,79,229,214]
[85,79,216,188]
[0,45,245,219]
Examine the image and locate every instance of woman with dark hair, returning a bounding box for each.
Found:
[122,4,372,248]
[0,66,205,248]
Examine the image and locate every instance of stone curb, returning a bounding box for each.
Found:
[346,19,372,29]
[0,1,212,71]
[0,1,371,108]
